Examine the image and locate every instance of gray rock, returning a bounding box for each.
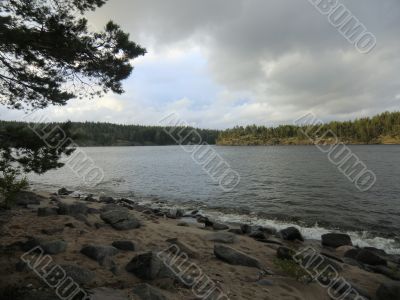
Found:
[61,264,95,285]
[213,223,229,231]
[57,202,88,216]
[112,241,136,251]
[205,232,237,244]
[41,240,67,254]
[81,245,118,262]
[99,196,115,204]
[277,247,295,260]
[249,231,268,240]
[214,244,261,269]
[58,188,73,196]
[166,208,184,219]
[125,252,174,281]
[132,283,167,300]
[100,210,140,230]
[322,233,352,248]
[37,207,58,217]
[356,249,387,266]
[376,281,400,300]
[197,216,213,227]
[279,227,304,242]
[166,238,200,259]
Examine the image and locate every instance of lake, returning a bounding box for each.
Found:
[29,145,400,253]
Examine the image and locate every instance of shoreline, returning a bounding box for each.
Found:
[0,189,399,299]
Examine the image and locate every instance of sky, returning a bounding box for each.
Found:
[1,0,400,129]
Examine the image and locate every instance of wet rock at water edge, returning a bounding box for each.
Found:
[197,216,213,227]
[99,195,115,204]
[322,233,352,248]
[132,283,167,300]
[213,222,229,231]
[214,244,262,269]
[112,240,136,251]
[356,249,387,266]
[58,188,73,196]
[279,227,304,242]
[166,208,184,219]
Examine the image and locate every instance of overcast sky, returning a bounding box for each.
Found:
[2,0,400,129]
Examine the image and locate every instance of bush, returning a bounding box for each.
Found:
[0,165,28,209]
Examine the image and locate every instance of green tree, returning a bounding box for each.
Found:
[0,0,146,207]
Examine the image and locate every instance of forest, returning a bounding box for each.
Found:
[217,111,400,145]
[1,111,399,147]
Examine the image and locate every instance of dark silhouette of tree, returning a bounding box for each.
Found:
[0,0,145,205]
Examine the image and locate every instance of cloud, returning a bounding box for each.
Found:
[2,0,400,128]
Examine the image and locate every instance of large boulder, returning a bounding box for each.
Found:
[279,227,304,241]
[276,247,295,260]
[205,232,237,244]
[41,240,67,254]
[214,244,261,269]
[60,264,95,285]
[376,282,400,300]
[132,283,167,300]
[99,196,115,204]
[356,249,387,266]
[100,210,140,230]
[322,233,352,248]
[125,252,173,281]
[81,245,118,263]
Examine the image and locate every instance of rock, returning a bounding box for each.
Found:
[321,233,352,248]
[101,204,126,212]
[249,231,268,240]
[84,194,97,202]
[57,202,88,216]
[205,232,237,244]
[125,252,173,281]
[112,241,135,251]
[256,279,273,286]
[367,265,400,281]
[166,208,184,219]
[89,287,128,300]
[37,207,58,217]
[214,244,262,269]
[132,283,167,300]
[61,264,95,285]
[197,216,213,227]
[344,248,360,259]
[99,196,115,204]
[228,228,243,235]
[41,240,67,255]
[376,281,400,300]
[213,223,229,231]
[58,188,73,196]
[16,260,27,272]
[15,191,43,206]
[258,237,283,246]
[356,249,387,266]
[277,247,295,260]
[95,223,107,229]
[87,207,100,214]
[166,238,200,259]
[336,245,354,256]
[41,227,64,235]
[260,226,277,235]
[279,227,304,242]
[80,245,118,262]
[100,210,141,230]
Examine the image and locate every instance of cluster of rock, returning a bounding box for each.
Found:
[6,189,400,300]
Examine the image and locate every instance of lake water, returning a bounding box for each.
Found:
[29,145,400,253]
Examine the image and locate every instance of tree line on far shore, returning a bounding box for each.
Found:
[217,111,400,145]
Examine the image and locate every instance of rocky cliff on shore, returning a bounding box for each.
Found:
[0,189,399,300]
